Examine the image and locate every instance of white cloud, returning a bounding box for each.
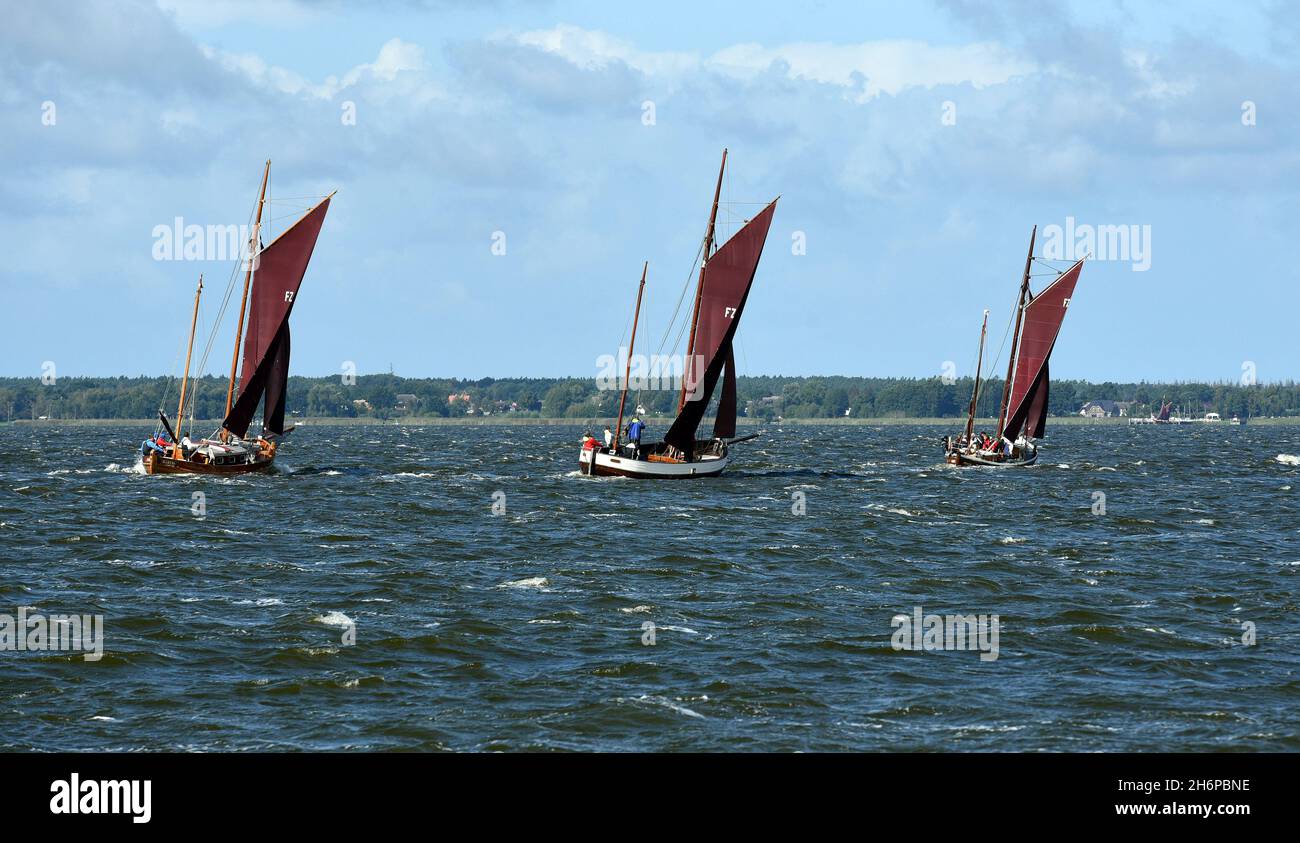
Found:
[201,37,437,103]
[156,0,317,30]
[711,39,1035,99]
[513,24,699,77]
[511,25,1035,100]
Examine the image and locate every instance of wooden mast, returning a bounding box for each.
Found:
[614,262,648,450]
[173,274,203,457]
[222,159,271,440]
[964,309,989,444]
[996,225,1036,441]
[679,148,727,413]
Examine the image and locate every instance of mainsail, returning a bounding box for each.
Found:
[223,195,331,438]
[1001,258,1085,440]
[664,200,776,453]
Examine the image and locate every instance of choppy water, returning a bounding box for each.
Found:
[1,422,1297,751]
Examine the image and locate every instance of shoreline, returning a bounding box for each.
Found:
[6,416,1294,427]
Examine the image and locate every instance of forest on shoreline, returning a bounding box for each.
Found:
[2,374,1297,422]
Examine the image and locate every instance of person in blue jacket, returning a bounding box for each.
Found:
[625,416,645,459]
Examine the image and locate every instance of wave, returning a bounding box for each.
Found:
[498,576,548,590]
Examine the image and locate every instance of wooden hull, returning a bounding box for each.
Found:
[945,448,1038,467]
[142,449,274,475]
[579,441,729,479]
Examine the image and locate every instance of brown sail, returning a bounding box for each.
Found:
[712,344,738,439]
[223,195,331,438]
[664,200,776,453]
[1001,258,1085,440]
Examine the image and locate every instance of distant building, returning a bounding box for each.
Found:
[352,399,372,412]
[395,393,419,413]
[1080,400,1129,418]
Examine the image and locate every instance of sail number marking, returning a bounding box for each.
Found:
[723,307,737,318]
[284,291,295,303]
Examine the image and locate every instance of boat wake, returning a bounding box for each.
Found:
[1276,454,1300,466]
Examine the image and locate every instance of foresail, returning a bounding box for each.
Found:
[1004,358,1049,440]
[1002,258,1083,440]
[222,195,330,438]
[712,345,737,439]
[665,200,775,452]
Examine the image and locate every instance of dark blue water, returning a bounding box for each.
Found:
[1,422,1297,751]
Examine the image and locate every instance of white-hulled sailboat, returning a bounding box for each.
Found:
[579,149,776,479]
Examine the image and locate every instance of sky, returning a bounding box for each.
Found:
[3,0,1298,384]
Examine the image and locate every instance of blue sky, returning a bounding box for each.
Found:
[3,0,1298,383]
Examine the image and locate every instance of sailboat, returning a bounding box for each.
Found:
[579,149,777,479]
[141,161,333,475]
[1130,399,1174,425]
[944,226,1086,467]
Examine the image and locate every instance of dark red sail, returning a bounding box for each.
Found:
[223,195,330,438]
[712,344,737,439]
[1001,258,1084,440]
[1157,401,1171,421]
[665,200,775,453]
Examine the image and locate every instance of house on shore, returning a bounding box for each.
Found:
[1079,400,1132,418]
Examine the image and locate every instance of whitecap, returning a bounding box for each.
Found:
[315,611,354,627]
[499,576,548,590]
[635,695,704,719]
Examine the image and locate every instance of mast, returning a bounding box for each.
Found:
[614,262,648,449]
[222,159,271,440]
[964,309,989,443]
[679,148,727,413]
[996,225,1036,440]
[173,274,203,456]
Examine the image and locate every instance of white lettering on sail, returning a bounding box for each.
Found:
[723,307,737,318]
[284,291,294,303]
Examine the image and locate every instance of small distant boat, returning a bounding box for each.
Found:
[142,161,332,475]
[1130,399,1180,425]
[944,226,1086,467]
[579,149,776,479]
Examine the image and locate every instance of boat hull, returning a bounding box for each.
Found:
[142,440,276,475]
[579,441,729,479]
[945,448,1038,467]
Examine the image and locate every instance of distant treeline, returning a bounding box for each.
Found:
[2,375,1297,422]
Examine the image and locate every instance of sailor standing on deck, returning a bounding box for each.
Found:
[625,416,644,460]
[603,426,614,450]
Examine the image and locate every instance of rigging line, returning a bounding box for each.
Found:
[982,298,1018,398]
[190,194,258,422]
[651,235,705,359]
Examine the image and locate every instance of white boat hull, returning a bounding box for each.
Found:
[579,443,730,479]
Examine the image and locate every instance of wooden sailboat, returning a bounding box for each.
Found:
[142,161,333,475]
[579,149,777,479]
[944,226,1086,467]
